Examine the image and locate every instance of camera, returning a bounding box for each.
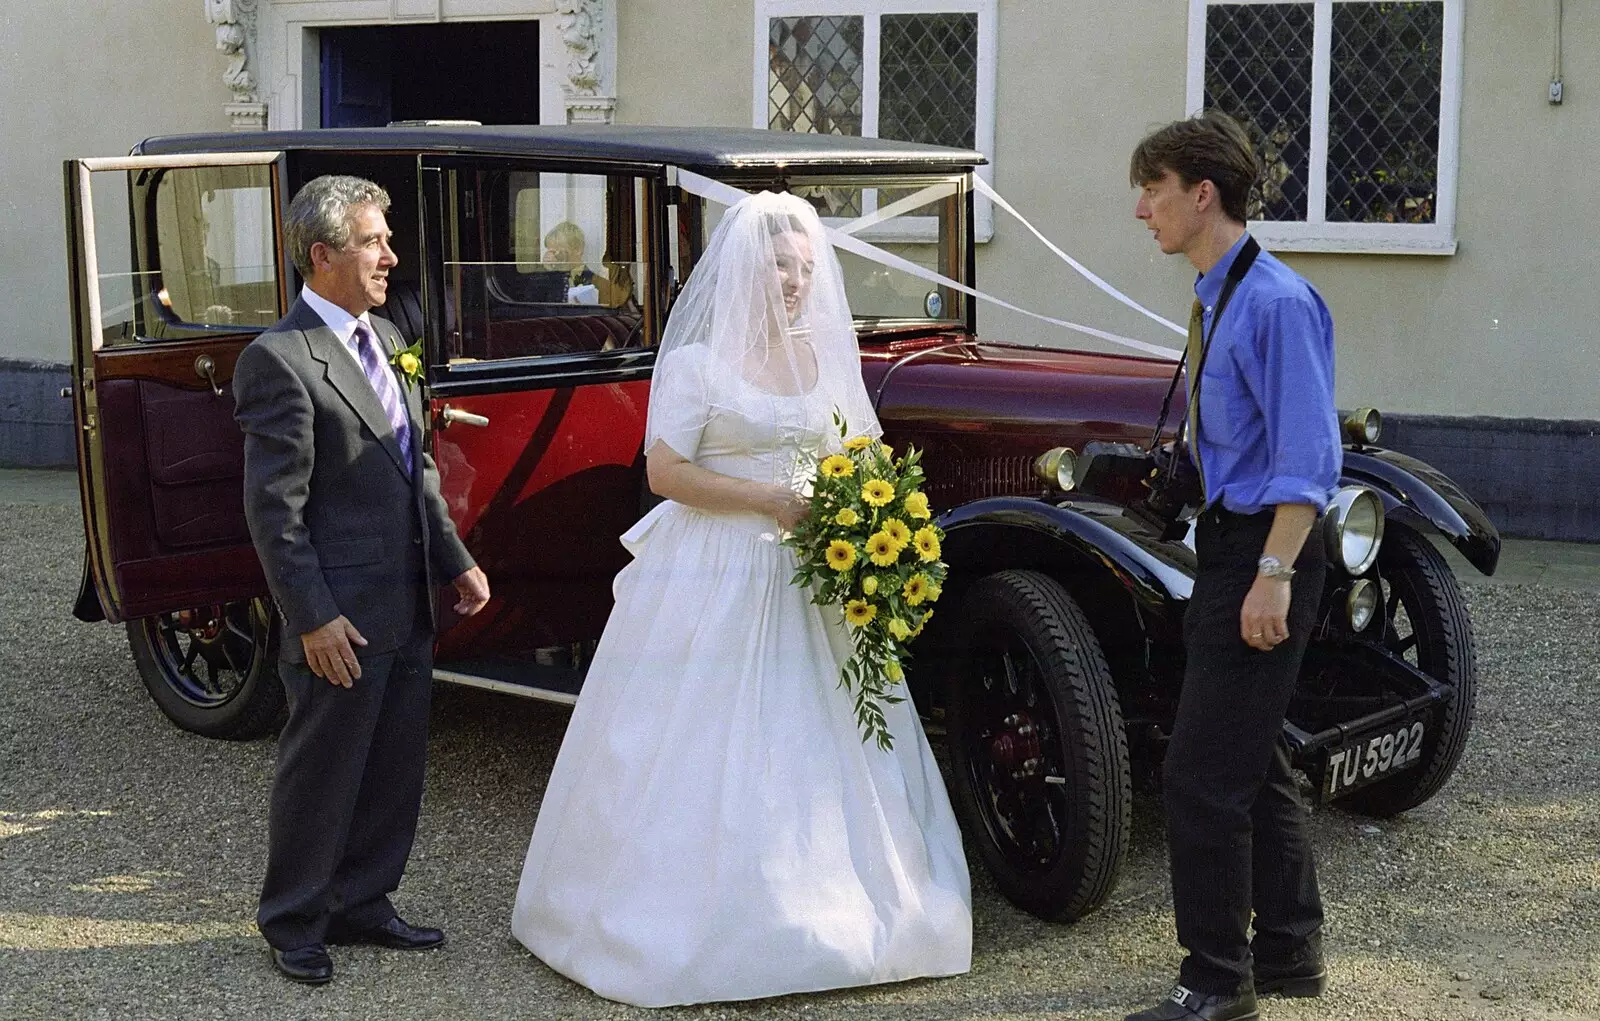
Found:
[1076,440,1202,541]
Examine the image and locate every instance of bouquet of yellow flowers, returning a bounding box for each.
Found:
[785,417,946,750]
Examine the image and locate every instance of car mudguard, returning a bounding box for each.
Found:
[936,496,1195,645]
[1341,447,1500,576]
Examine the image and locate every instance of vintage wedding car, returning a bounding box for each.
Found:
[64,125,1499,923]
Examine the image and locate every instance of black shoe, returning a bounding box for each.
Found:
[1255,947,1328,998]
[269,943,333,984]
[1125,984,1259,1021]
[335,915,445,950]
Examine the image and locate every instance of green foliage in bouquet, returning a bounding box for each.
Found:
[786,413,947,750]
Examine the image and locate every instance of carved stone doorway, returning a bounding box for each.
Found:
[320,21,541,127]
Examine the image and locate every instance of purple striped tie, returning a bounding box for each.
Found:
[353,322,413,475]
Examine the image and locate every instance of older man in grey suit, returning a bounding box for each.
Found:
[233,175,490,985]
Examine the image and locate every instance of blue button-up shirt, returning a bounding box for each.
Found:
[1188,234,1341,515]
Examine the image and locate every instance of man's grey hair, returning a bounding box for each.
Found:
[284,175,392,278]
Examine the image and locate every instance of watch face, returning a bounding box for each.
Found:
[923,290,943,318]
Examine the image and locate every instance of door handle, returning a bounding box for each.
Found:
[440,405,489,428]
[194,354,224,398]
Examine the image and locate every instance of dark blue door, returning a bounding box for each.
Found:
[321,28,393,128]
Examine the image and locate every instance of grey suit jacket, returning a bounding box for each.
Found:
[233,298,476,662]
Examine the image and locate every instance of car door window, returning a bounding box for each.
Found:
[151,166,279,331]
[444,170,649,364]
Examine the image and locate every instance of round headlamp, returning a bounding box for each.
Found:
[1343,407,1383,446]
[1346,578,1379,632]
[1033,447,1078,493]
[1322,486,1385,576]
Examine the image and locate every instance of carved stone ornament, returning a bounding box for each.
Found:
[204,0,267,131]
[556,0,603,97]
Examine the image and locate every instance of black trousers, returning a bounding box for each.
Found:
[257,619,435,951]
[1165,508,1325,995]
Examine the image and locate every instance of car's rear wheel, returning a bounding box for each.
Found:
[946,570,1130,921]
[126,597,285,740]
[1341,526,1476,816]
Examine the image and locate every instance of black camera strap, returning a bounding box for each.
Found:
[1148,234,1263,453]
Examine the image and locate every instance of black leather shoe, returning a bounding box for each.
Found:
[269,943,333,984]
[1125,984,1259,1021]
[1255,947,1328,997]
[336,915,445,950]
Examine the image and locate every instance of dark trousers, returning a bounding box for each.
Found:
[257,621,435,951]
[1166,508,1325,995]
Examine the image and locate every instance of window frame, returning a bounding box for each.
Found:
[1186,0,1464,255]
[753,0,998,242]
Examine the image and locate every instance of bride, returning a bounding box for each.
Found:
[510,191,972,1007]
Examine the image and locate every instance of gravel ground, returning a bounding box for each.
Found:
[1,496,1596,1021]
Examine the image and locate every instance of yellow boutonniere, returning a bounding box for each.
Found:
[388,338,423,391]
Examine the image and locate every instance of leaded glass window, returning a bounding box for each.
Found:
[1190,0,1462,253]
[758,2,997,241]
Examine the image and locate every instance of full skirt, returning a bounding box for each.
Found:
[510,502,972,1007]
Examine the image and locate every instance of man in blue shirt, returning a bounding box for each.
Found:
[1124,112,1342,1021]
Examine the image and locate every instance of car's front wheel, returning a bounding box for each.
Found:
[1341,526,1476,816]
[945,570,1131,922]
[126,598,285,740]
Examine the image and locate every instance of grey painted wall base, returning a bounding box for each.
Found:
[1381,415,1600,543]
[1,361,1595,541]
[0,361,73,469]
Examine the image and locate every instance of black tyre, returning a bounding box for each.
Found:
[126,597,285,740]
[1342,527,1476,816]
[946,570,1131,921]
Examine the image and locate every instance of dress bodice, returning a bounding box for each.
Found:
[692,378,836,492]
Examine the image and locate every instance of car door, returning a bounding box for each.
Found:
[65,152,288,623]
[417,157,667,690]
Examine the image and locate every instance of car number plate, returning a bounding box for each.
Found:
[1322,718,1426,799]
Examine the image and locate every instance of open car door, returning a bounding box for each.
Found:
[66,152,287,624]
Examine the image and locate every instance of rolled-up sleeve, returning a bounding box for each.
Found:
[1245,296,1342,509]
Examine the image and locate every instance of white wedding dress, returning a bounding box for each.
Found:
[510,359,973,1007]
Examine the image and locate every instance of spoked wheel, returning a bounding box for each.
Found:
[1340,526,1476,816]
[947,570,1130,921]
[127,597,284,740]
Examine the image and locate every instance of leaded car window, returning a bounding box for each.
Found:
[1190,0,1461,254]
[440,170,648,364]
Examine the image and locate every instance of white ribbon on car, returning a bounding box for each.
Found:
[672,167,1182,361]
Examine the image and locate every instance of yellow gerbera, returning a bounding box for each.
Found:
[903,491,931,520]
[862,575,879,596]
[867,531,901,567]
[913,526,941,562]
[825,540,857,572]
[885,658,904,682]
[833,506,860,527]
[862,480,895,507]
[882,517,911,548]
[887,617,912,641]
[903,574,930,606]
[820,454,855,479]
[843,435,874,452]
[845,599,877,627]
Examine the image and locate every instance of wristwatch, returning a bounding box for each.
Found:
[1257,554,1295,580]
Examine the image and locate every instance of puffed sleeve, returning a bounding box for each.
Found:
[644,343,711,462]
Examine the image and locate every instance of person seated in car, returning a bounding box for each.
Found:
[542,221,633,308]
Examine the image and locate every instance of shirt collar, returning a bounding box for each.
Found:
[1193,232,1254,310]
[300,285,374,347]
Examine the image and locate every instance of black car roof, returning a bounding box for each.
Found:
[133,124,986,174]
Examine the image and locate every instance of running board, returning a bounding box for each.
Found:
[432,669,577,706]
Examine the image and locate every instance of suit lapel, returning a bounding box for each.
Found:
[296,299,412,480]
[371,315,426,441]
